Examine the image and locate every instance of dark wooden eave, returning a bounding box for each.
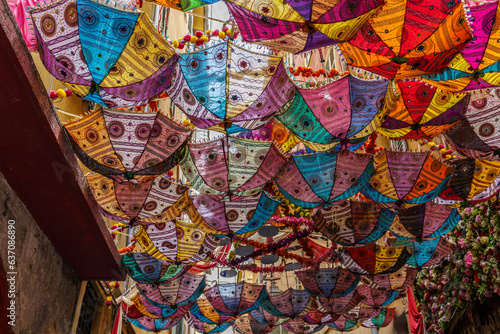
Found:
[0,0,125,280]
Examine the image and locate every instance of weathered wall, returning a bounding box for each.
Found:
[0,172,80,334]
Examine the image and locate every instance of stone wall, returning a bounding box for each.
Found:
[0,172,80,333]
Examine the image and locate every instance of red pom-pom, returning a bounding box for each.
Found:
[196,39,204,46]
[168,170,174,176]
[183,35,191,41]
[64,89,73,97]
[195,31,203,37]
[212,29,219,36]
[49,91,58,99]
[105,300,112,306]
[178,42,185,49]
[114,282,120,288]
[222,26,229,32]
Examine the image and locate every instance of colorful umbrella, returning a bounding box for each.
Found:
[64,109,191,182]
[390,202,460,241]
[312,200,396,245]
[361,266,418,291]
[137,273,205,319]
[137,293,193,319]
[378,81,468,139]
[134,220,219,264]
[421,2,500,91]
[184,192,280,237]
[128,314,183,332]
[342,306,379,321]
[122,251,190,284]
[325,315,360,331]
[87,173,189,224]
[339,243,411,275]
[30,0,179,107]
[226,0,385,54]
[317,289,365,315]
[392,237,455,269]
[179,136,288,201]
[276,75,388,151]
[295,267,361,298]
[446,89,500,160]
[339,0,472,80]
[185,311,234,334]
[166,41,296,134]
[190,299,237,324]
[261,288,313,317]
[248,307,288,326]
[275,150,374,208]
[233,314,276,334]
[436,158,500,205]
[361,151,454,208]
[357,285,403,308]
[144,0,218,12]
[204,282,269,316]
[281,317,324,334]
[361,308,396,328]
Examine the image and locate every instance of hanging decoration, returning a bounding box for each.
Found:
[238,120,300,153]
[361,151,454,208]
[361,308,396,328]
[420,2,500,91]
[276,74,388,151]
[134,220,219,264]
[295,267,361,298]
[378,81,468,139]
[275,150,374,208]
[179,136,288,201]
[226,0,385,54]
[280,317,324,334]
[390,202,461,241]
[339,243,411,275]
[325,315,360,331]
[185,311,234,334]
[362,266,418,291]
[127,313,184,332]
[86,173,189,224]
[166,40,296,134]
[184,192,280,237]
[190,298,237,324]
[30,0,179,107]
[142,0,219,13]
[233,313,276,334]
[312,200,396,245]
[357,285,403,308]
[261,288,314,317]
[170,27,236,50]
[339,0,472,80]
[342,306,379,321]
[204,282,269,316]
[122,251,190,284]
[64,109,191,182]
[317,289,365,315]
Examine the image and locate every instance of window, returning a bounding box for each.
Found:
[76,283,103,334]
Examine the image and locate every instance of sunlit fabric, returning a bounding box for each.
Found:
[180,136,288,201]
[143,0,218,12]
[30,0,179,107]
[226,0,384,54]
[421,2,500,91]
[295,267,360,298]
[391,237,455,269]
[185,311,234,334]
[390,202,460,240]
[339,0,472,79]
[361,151,454,208]
[64,110,191,182]
[122,252,190,284]
[190,299,237,324]
[166,41,296,134]
[275,150,374,208]
[313,200,396,245]
[277,75,388,151]
[379,81,467,139]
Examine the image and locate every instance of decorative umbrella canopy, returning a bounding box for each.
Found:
[339,0,472,80]
[389,202,460,240]
[361,151,454,208]
[184,192,280,237]
[357,285,402,308]
[186,311,234,334]
[137,293,193,319]
[339,243,411,275]
[30,0,179,108]
[342,306,379,321]
[190,298,237,324]
[317,289,365,315]
[128,314,183,332]
[436,158,500,205]
[261,288,313,317]
[421,2,500,91]
[238,120,299,152]
[281,317,324,334]
[295,267,361,298]
[179,136,288,201]
[276,75,388,151]
[144,0,218,12]
[446,89,500,161]
[122,251,190,284]
[233,314,276,334]
[204,282,268,316]
[137,272,206,308]
[226,0,384,54]
[134,220,219,264]
[248,307,288,326]
[361,308,396,328]
[312,200,396,245]
[362,266,418,291]
[275,150,374,208]
[392,237,455,269]
[87,173,189,224]
[127,293,162,319]
[378,81,467,139]
[326,315,360,331]
[64,109,191,182]
[166,41,296,134]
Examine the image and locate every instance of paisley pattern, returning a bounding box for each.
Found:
[296,268,360,298]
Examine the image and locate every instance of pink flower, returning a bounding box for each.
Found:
[476,215,482,222]
[464,207,472,214]
[463,277,469,283]
[465,251,474,268]
[459,238,467,248]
